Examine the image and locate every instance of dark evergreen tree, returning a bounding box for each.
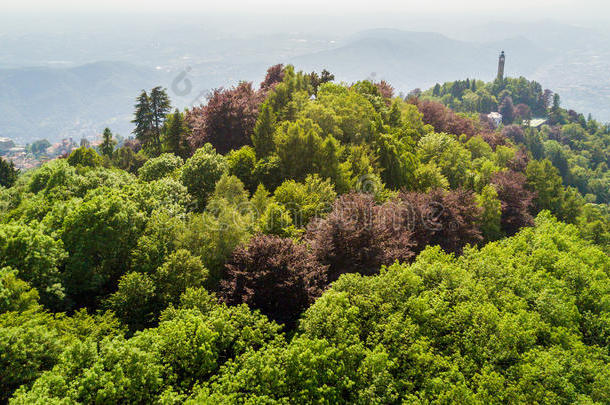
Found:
[252,102,276,159]
[132,87,171,155]
[541,89,554,112]
[164,109,190,159]
[320,69,334,84]
[149,86,171,152]
[0,157,18,188]
[552,93,561,110]
[100,128,116,158]
[432,83,441,96]
[308,69,335,92]
[132,90,154,150]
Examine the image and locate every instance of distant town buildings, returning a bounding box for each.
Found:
[528,118,547,128]
[0,137,15,151]
[0,137,79,170]
[2,145,34,170]
[44,138,79,157]
[487,112,503,128]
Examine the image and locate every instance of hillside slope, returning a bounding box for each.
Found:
[0,61,165,143]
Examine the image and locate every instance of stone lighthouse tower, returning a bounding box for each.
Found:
[497,51,505,80]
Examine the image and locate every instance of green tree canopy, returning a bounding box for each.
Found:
[138,153,183,182]
[180,143,228,211]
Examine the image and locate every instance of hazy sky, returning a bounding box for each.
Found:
[3,0,609,18]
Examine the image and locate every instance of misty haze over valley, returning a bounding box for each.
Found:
[1,13,610,143]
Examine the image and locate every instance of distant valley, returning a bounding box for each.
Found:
[1,20,609,143]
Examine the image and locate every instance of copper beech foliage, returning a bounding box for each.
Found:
[398,188,483,254]
[221,191,485,328]
[187,82,264,154]
[480,130,508,150]
[186,65,284,155]
[306,190,483,284]
[491,170,536,236]
[306,193,415,283]
[408,98,478,138]
[5,63,610,403]
[507,146,530,172]
[502,124,526,144]
[220,235,326,328]
[260,63,285,91]
[374,80,395,100]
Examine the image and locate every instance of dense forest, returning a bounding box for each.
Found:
[0,65,609,403]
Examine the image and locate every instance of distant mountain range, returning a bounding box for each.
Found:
[0,62,165,144]
[1,21,609,143]
[290,29,551,90]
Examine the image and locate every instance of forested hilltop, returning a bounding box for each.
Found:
[0,65,609,403]
[421,76,610,204]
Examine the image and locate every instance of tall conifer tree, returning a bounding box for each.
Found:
[100,128,116,157]
[132,90,153,149]
[164,109,190,159]
[150,86,171,153]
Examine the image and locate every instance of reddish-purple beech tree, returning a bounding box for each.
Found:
[306,193,415,283]
[507,147,530,172]
[502,125,526,145]
[480,131,508,150]
[491,170,536,236]
[187,82,264,154]
[409,99,478,138]
[260,64,285,91]
[398,189,483,254]
[220,235,326,327]
[375,80,395,100]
